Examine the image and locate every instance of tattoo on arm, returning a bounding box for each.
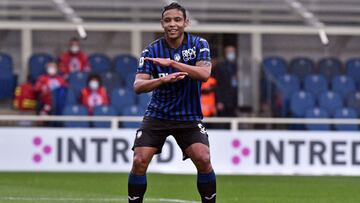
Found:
[197,60,212,67]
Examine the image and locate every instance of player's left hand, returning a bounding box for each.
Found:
[145,57,173,67]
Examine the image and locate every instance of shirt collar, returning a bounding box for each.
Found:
[164,32,188,49]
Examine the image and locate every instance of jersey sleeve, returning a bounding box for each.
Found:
[137,47,153,74]
[196,38,211,62]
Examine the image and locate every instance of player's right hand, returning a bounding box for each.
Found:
[160,72,188,83]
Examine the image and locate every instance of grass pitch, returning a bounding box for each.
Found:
[0,173,360,203]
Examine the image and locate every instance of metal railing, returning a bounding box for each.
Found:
[0,115,360,132]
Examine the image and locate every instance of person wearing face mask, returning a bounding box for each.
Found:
[59,37,90,78]
[213,45,238,118]
[80,74,109,114]
[34,62,67,115]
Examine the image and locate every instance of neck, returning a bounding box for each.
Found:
[165,33,184,49]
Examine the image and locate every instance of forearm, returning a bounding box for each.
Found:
[134,78,163,94]
[170,61,210,82]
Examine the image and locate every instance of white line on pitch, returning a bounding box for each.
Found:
[0,196,200,203]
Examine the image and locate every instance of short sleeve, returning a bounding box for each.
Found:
[137,47,153,74]
[196,38,211,62]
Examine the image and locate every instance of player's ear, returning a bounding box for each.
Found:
[184,18,189,27]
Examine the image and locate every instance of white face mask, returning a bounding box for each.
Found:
[47,66,57,76]
[89,80,99,90]
[70,45,80,54]
[226,52,236,62]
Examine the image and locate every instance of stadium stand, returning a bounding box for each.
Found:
[62,104,89,127]
[318,57,342,82]
[305,107,331,130]
[275,74,300,116]
[0,53,15,99]
[110,88,135,114]
[88,53,111,74]
[289,57,314,80]
[318,91,343,115]
[93,105,118,128]
[290,90,316,117]
[303,74,328,97]
[100,71,123,92]
[346,58,360,89]
[29,53,53,82]
[121,105,145,128]
[333,107,359,131]
[346,92,360,114]
[331,75,356,98]
[68,72,89,97]
[262,56,287,81]
[114,54,138,76]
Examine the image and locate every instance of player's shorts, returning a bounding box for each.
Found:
[132,116,209,160]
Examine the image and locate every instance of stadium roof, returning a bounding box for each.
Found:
[0,0,360,27]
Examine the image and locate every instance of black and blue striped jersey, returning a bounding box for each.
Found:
[137,32,211,121]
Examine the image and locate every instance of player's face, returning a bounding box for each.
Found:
[161,9,188,40]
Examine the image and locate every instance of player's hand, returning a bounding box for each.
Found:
[160,72,188,83]
[145,57,173,67]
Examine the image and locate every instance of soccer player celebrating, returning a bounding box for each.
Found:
[128,3,216,203]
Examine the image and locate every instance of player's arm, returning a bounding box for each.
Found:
[134,72,188,94]
[144,58,211,82]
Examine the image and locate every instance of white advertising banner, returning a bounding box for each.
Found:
[0,128,360,175]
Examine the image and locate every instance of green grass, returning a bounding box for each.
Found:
[0,173,360,203]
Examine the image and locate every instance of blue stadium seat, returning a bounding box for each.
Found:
[100,71,123,92]
[62,105,89,128]
[289,57,314,80]
[346,58,360,88]
[29,53,53,82]
[51,87,68,115]
[121,105,145,128]
[93,105,118,128]
[331,75,356,98]
[346,92,360,114]
[304,74,328,97]
[318,91,343,115]
[110,88,135,114]
[290,91,315,117]
[125,72,136,89]
[0,53,14,99]
[318,57,342,81]
[333,107,359,131]
[114,54,138,77]
[89,53,111,74]
[65,88,78,105]
[305,107,331,131]
[68,72,89,97]
[275,74,300,116]
[262,56,287,81]
[136,92,151,108]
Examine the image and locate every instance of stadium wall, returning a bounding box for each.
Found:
[1,128,359,176]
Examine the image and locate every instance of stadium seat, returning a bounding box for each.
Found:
[29,53,53,82]
[136,92,152,108]
[346,91,360,114]
[110,88,135,114]
[331,75,356,98]
[318,91,343,115]
[65,88,78,105]
[93,105,118,128]
[68,72,89,97]
[51,87,68,115]
[333,107,359,131]
[125,72,136,89]
[346,58,360,88]
[89,53,111,74]
[262,56,287,81]
[275,74,300,116]
[62,104,89,128]
[304,74,328,97]
[289,57,314,80]
[318,57,342,81]
[114,54,138,77]
[100,71,123,93]
[290,91,315,117]
[305,107,331,131]
[121,105,145,128]
[0,52,15,99]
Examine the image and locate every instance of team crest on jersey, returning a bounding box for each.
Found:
[139,57,144,67]
[182,46,196,62]
[174,53,181,62]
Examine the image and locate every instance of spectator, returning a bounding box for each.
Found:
[34,62,67,115]
[201,76,217,117]
[80,74,109,114]
[59,37,90,78]
[213,45,238,117]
